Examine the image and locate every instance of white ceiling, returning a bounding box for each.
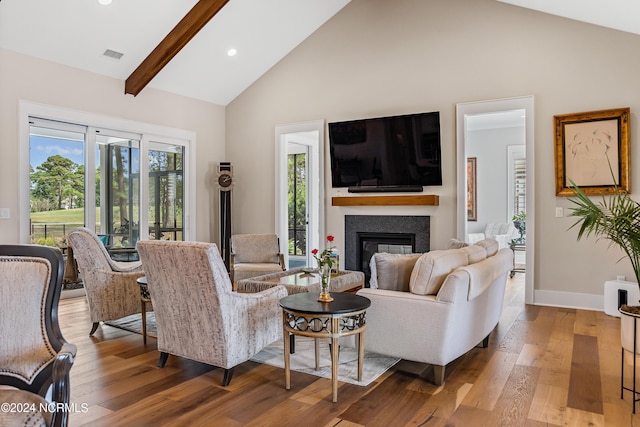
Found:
[466,110,526,131]
[497,0,640,36]
[0,0,636,106]
[0,0,350,105]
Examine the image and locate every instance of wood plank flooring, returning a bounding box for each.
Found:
[58,275,640,426]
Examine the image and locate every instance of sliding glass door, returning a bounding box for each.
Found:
[95,130,141,257]
[148,140,184,241]
[28,117,190,261]
[29,119,86,248]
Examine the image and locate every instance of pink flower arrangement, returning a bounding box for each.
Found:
[312,235,335,270]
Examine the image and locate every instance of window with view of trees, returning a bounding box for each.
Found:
[28,116,190,272]
[288,152,307,257]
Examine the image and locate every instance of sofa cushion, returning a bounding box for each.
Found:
[447,238,468,249]
[369,253,421,291]
[474,238,499,257]
[460,248,513,300]
[409,249,469,295]
[460,244,486,264]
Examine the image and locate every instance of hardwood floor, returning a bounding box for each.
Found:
[59,275,639,426]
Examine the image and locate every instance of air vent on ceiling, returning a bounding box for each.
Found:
[102,49,124,60]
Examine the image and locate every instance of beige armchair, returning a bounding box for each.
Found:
[0,245,77,427]
[68,227,145,336]
[137,240,287,386]
[230,234,286,287]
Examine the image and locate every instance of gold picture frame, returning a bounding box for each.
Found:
[554,107,630,196]
[467,157,477,221]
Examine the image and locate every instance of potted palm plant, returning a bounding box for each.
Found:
[568,181,640,311]
[569,176,640,408]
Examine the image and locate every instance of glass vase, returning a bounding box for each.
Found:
[317,263,334,302]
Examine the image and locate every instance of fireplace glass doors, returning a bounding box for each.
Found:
[357,232,415,284]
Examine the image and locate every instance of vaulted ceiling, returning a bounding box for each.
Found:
[0,0,637,106]
[0,0,350,105]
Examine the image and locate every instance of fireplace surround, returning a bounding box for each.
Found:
[344,215,430,285]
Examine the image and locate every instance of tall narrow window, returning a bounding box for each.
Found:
[507,145,526,218]
[95,130,141,256]
[287,143,308,268]
[513,157,526,216]
[29,119,87,248]
[148,141,184,241]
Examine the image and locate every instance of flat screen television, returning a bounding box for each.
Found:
[328,111,442,190]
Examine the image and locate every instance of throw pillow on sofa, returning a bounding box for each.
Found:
[409,249,468,295]
[369,253,421,291]
[447,238,468,249]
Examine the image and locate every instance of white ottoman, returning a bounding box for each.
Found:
[604,280,640,317]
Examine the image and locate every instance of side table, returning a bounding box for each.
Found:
[136,276,151,344]
[279,292,371,402]
[509,243,526,278]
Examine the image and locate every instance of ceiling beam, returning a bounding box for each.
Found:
[125,0,230,97]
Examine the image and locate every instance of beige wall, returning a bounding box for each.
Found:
[226,0,640,303]
[0,48,225,244]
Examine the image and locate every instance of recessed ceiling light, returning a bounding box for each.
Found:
[98,0,112,5]
[227,48,237,57]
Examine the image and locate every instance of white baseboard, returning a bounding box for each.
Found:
[534,289,603,312]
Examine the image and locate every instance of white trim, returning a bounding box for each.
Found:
[456,95,535,305]
[19,100,197,243]
[275,120,325,267]
[534,289,603,312]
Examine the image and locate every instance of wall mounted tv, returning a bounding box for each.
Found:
[328,111,442,191]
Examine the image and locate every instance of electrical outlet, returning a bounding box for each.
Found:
[0,208,9,219]
[555,207,563,218]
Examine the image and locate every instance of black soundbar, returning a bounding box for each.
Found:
[347,185,423,193]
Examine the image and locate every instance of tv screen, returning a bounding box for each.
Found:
[328,111,442,188]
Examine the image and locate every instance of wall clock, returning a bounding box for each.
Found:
[217,171,233,191]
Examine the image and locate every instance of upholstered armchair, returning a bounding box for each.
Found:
[0,245,77,427]
[68,227,145,335]
[137,240,287,386]
[230,234,286,287]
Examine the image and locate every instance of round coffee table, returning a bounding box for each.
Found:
[279,292,371,402]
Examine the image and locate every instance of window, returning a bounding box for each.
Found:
[507,145,526,218]
[513,157,526,216]
[20,102,195,256]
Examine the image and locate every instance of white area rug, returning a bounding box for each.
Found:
[105,312,157,337]
[104,315,399,386]
[250,336,399,386]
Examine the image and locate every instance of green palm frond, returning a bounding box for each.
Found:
[568,179,640,285]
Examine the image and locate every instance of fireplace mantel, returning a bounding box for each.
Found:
[332,195,439,206]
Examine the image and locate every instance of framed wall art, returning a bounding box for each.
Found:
[467,157,477,221]
[554,107,630,196]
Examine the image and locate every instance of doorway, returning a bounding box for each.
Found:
[275,120,325,269]
[456,96,535,304]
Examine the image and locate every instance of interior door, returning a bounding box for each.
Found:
[275,120,325,269]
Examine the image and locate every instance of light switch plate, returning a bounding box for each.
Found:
[0,208,9,219]
[555,207,563,218]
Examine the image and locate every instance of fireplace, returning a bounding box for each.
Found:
[345,215,430,286]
